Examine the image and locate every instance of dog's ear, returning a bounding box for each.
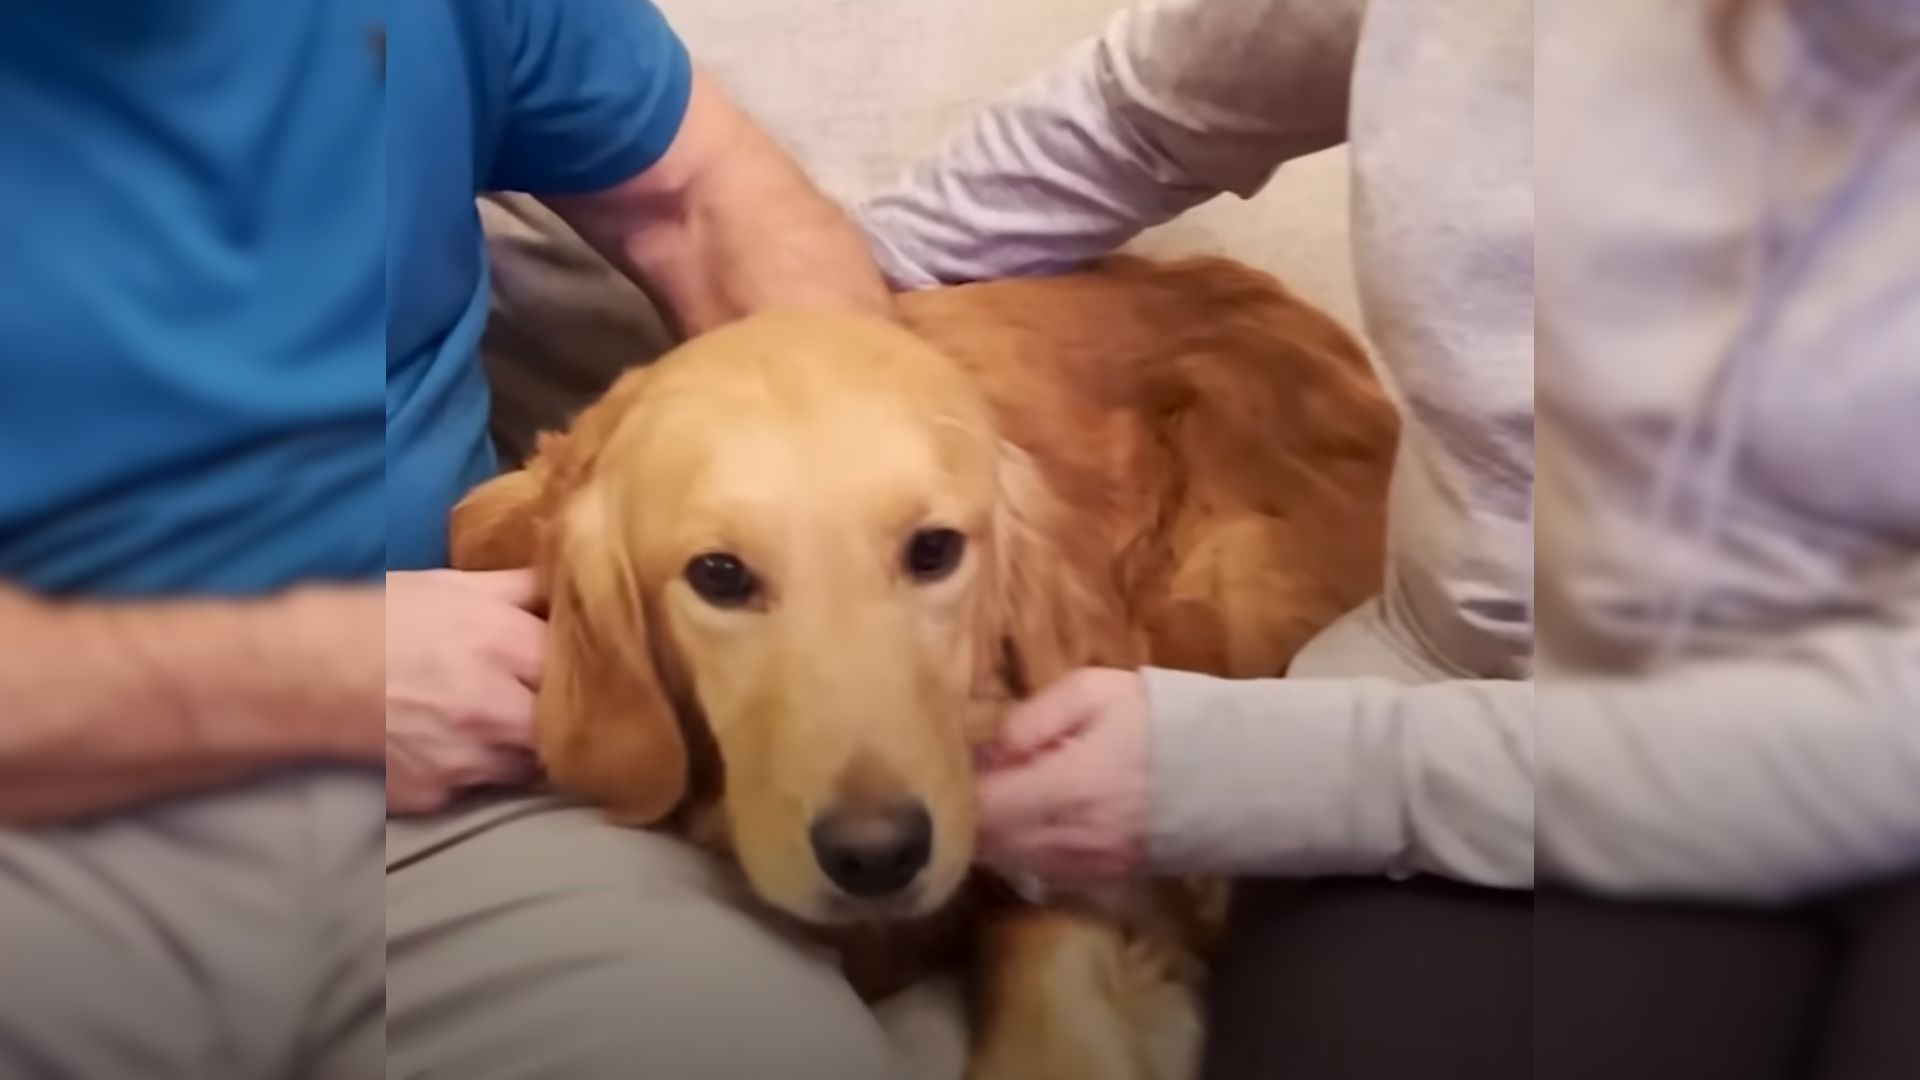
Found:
[449,463,550,571]
[981,443,1138,708]
[451,356,660,573]
[536,484,689,825]
[458,365,687,824]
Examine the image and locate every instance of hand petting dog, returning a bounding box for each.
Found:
[976,668,1152,890]
[385,568,547,814]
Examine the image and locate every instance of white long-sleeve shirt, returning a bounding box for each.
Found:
[857,0,1920,903]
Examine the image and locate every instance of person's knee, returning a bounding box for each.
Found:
[585,908,896,1080]
[406,939,896,1080]
[388,860,899,1080]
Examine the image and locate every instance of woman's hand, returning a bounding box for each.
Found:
[975,667,1152,889]
[385,569,547,815]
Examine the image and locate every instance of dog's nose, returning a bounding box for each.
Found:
[809,801,934,899]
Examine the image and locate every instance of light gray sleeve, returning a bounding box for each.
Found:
[855,0,1366,289]
[1141,668,1536,888]
[1142,624,1920,902]
[1537,625,1920,904]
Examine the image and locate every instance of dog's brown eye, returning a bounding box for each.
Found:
[685,553,759,608]
[904,528,966,582]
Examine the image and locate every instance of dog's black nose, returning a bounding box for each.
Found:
[809,802,933,899]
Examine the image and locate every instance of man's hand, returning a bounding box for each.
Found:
[385,568,548,815]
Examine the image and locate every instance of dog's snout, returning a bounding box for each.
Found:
[809,801,933,899]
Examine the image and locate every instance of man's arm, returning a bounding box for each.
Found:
[0,584,382,826]
[544,69,893,336]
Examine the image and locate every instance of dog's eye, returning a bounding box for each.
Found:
[903,528,966,582]
[684,553,759,608]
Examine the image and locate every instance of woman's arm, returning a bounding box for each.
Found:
[856,0,1367,289]
[1144,670,1535,888]
[1146,624,1920,902]
[0,585,383,825]
[1536,626,1920,902]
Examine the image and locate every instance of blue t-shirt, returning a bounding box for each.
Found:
[386,0,691,570]
[0,1,386,597]
[0,0,689,597]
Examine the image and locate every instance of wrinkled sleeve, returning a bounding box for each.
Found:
[1536,625,1920,903]
[1143,669,1536,888]
[1143,623,1920,903]
[856,0,1366,289]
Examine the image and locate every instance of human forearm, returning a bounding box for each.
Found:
[1537,628,1920,904]
[858,36,1218,291]
[857,0,1364,289]
[1143,623,1920,903]
[548,69,892,336]
[1142,669,1536,888]
[0,585,382,824]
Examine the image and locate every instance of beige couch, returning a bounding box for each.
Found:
[478,0,1359,463]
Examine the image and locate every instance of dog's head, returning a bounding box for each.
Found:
[453,312,1122,924]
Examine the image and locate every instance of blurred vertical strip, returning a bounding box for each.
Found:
[1537,0,1920,1075]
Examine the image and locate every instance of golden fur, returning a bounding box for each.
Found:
[451,256,1397,1080]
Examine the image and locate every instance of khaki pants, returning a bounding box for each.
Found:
[385,796,964,1080]
[0,769,384,1080]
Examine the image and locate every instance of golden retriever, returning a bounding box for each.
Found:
[450,256,1398,1080]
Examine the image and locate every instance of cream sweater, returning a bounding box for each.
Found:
[858,0,1920,901]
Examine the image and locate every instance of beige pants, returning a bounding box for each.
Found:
[0,769,384,1080]
[386,795,965,1080]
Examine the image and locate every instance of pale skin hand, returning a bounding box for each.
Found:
[0,584,383,826]
[384,569,547,815]
[977,667,1152,888]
